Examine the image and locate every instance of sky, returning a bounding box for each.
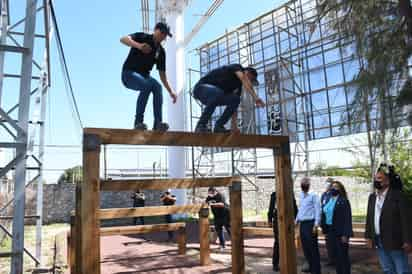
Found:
[4,0,291,182]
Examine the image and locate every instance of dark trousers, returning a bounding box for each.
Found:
[215,217,231,248]
[193,84,241,129]
[134,216,144,225]
[122,70,163,126]
[272,220,280,268]
[325,234,336,264]
[327,229,351,274]
[165,214,173,240]
[300,220,321,274]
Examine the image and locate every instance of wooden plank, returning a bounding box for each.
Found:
[274,144,297,274]
[101,177,239,191]
[242,227,273,237]
[80,134,101,274]
[99,204,205,219]
[84,127,289,148]
[229,181,245,274]
[177,227,187,255]
[100,223,186,236]
[199,206,210,266]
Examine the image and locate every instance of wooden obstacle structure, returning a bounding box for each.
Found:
[73,128,297,274]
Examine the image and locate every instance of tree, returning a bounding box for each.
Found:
[58,165,82,184]
[318,0,412,175]
[389,129,412,201]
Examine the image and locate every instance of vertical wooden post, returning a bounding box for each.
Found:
[69,215,75,274]
[274,143,297,274]
[230,180,244,274]
[74,182,81,274]
[199,206,210,265]
[177,226,186,255]
[81,133,101,274]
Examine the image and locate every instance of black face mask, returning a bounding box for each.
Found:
[301,184,309,192]
[330,188,339,196]
[374,180,383,190]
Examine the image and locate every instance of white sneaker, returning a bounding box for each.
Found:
[219,246,225,252]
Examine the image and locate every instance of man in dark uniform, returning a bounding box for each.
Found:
[268,191,298,272]
[120,22,177,131]
[160,190,176,241]
[206,187,231,251]
[132,190,145,225]
[192,64,265,133]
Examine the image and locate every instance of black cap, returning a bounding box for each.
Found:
[245,66,259,86]
[155,22,173,37]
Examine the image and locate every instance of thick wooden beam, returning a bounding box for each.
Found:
[99,204,205,219]
[242,227,273,237]
[100,177,239,191]
[199,206,210,266]
[229,181,245,274]
[84,127,289,148]
[80,134,101,274]
[177,226,187,255]
[274,144,297,274]
[100,223,186,236]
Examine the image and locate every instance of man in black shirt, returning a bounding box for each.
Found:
[160,190,177,241]
[132,190,145,225]
[268,191,298,272]
[121,22,177,131]
[206,187,231,251]
[193,64,265,133]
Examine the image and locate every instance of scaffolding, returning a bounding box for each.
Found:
[0,0,53,273]
[191,0,408,187]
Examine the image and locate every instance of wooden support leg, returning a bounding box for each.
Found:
[74,183,81,274]
[80,134,101,274]
[177,226,186,255]
[199,206,210,265]
[274,144,297,274]
[69,215,75,274]
[230,180,244,274]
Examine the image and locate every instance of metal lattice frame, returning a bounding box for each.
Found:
[195,0,408,174]
[0,0,52,272]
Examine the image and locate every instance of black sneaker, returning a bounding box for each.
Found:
[213,126,231,134]
[134,122,147,130]
[153,122,169,132]
[273,265,280,272]
[195,124,211,133]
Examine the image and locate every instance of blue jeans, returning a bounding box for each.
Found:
[300,220,321,274]
[122,70,163,126]
[214,217,231,248]
[193,84,240,129]
[375,236,411,274]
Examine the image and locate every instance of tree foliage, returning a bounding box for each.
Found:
[58,165,82,184]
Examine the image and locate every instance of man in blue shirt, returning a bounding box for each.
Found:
[296,177,321,274]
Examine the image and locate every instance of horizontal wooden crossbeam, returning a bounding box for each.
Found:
[100,177,240,191]
[242,227,273,237]
[100,223,185,236]
[98,204,205,219]
[84,128,289,148]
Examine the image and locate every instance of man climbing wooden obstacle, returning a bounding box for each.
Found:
[192,64,266,133]
[120,22,177,131]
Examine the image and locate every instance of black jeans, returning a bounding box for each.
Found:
[300,220,321,274]
[165,214,173,240]
[214,217,231,248]
[327,228,351,274]
[193,84,241,129]
[272,219,279,268]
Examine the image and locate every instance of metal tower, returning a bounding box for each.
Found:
[0,0,52,273]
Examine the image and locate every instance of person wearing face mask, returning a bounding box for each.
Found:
[365,166,412,274]
[320,177,336,267]
[120,22,177,131]
[296,177,322,274]
[321,181,353,274]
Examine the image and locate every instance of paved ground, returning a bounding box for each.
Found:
[95,222,387,274]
